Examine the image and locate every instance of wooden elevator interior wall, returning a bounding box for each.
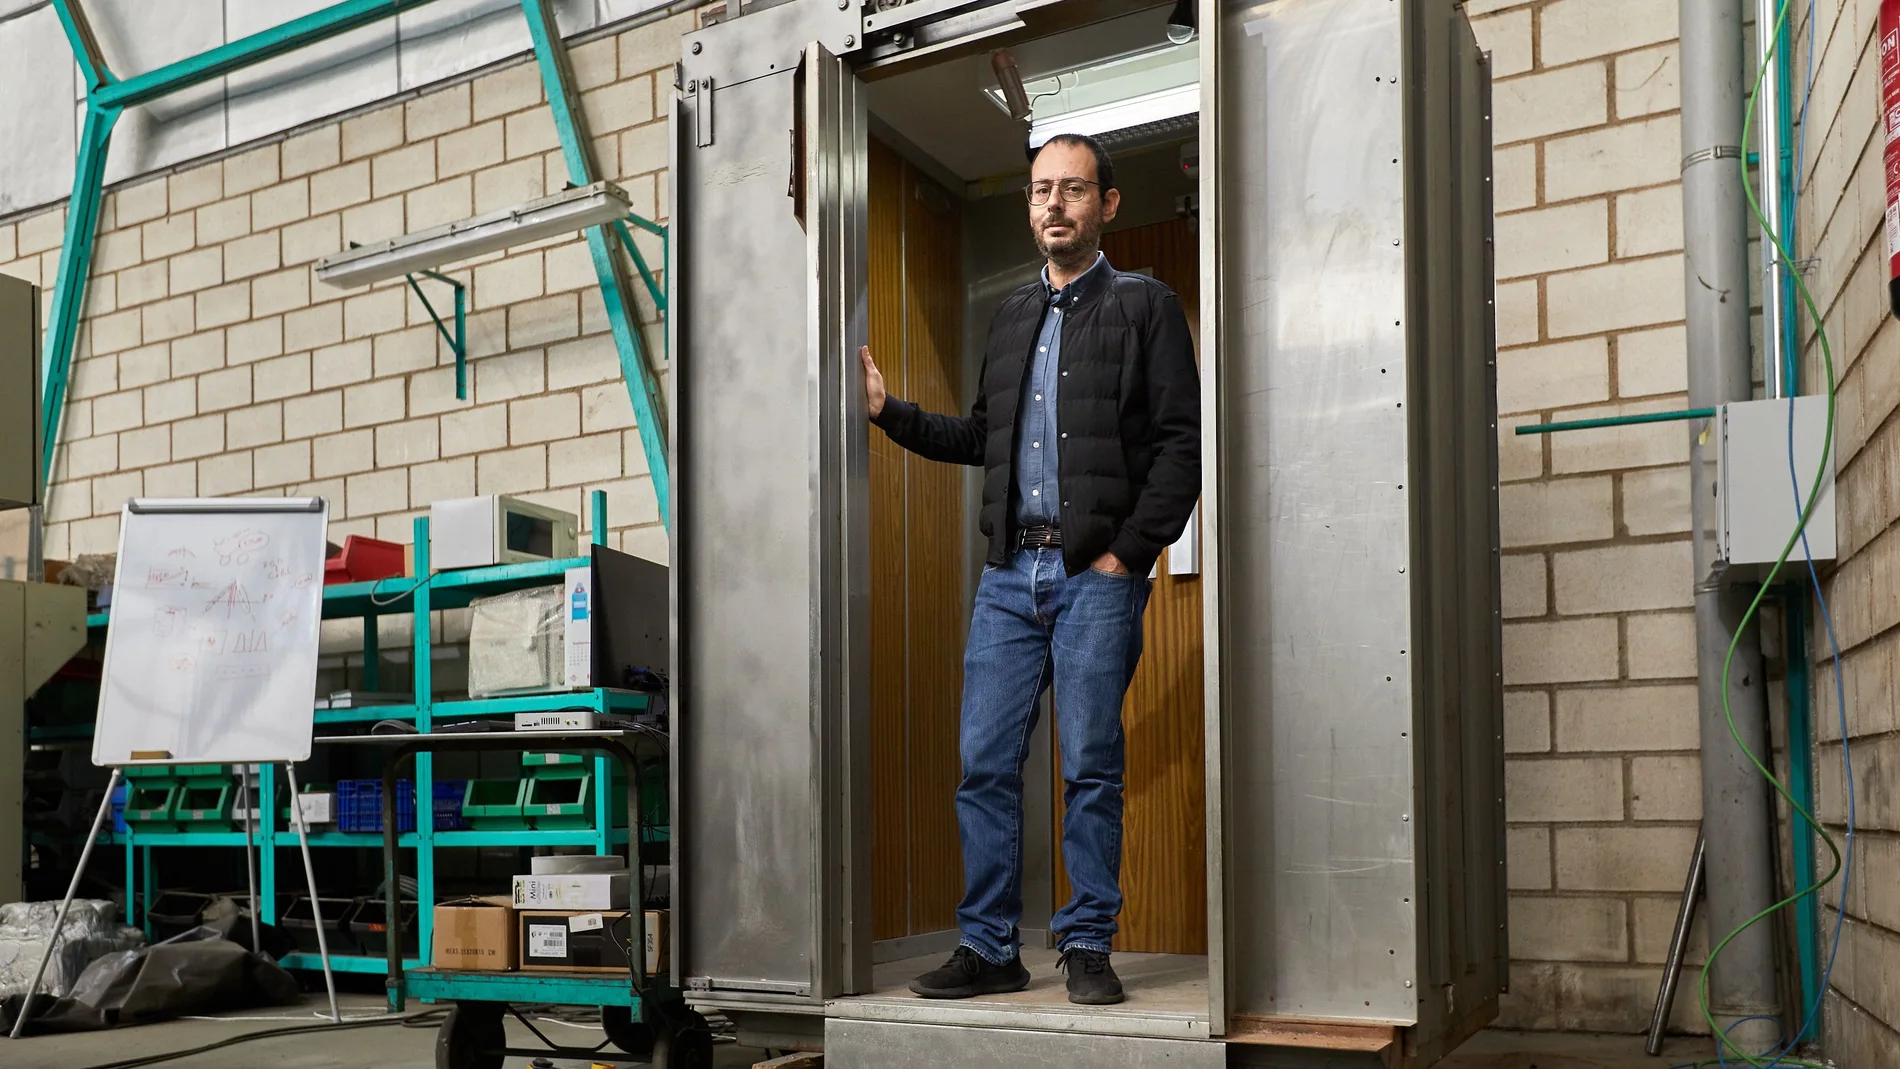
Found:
[868,137,966,941]
[1052,218,1207,955]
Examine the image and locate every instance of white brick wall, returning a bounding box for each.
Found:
[1472,0,1713,1031]
[0,13,686,565]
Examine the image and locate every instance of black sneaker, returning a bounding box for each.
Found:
[1057,948,1125,1005]
[908,946,1030,999]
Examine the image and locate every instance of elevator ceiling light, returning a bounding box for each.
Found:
[315,181,634,289]
[1165,0,1197,44]
[984,39,1198,149]
[1029,83,1198,150]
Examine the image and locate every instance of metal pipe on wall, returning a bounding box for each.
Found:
[1679,0,1783,1054]
[1754,0,1787,400]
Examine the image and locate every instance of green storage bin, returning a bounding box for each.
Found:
[174,780,236,828]
[461,778,529,830]
[123,782,181,833]
[525,773,593,830]
[172,764,230,785]
[521,752,588,777]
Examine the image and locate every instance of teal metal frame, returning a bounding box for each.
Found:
[90,491,656,978]
[405,270,468,400]
[520,0,672,524]
[38,0,673,530]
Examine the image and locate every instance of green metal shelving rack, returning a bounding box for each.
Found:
[54,490,660,979]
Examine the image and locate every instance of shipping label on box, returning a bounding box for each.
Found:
[564,564,592,688]
[511,872,629,911]
[432,895,517,972]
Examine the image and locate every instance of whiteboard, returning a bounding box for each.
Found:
[92,499,330,767]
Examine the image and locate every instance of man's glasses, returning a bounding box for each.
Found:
[1025,179,1102,205]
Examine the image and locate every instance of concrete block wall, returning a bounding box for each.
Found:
[1469,0,1714,1034]
[1792,0,1900,1063]
[0,12,691,569]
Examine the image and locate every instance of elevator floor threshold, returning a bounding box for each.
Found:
[827,949,1211,1041]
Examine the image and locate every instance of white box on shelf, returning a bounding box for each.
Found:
[511,871,630,911]
[430,495,579,571]
[514,709,594,731]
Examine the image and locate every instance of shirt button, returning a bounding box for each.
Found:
[1061,371,1068,377]
[1039,347,1047,353]
[1033,442,1040,448]
[1035,394,1043,401]
[1032,489,1040,497]
[1060,432,1068,439]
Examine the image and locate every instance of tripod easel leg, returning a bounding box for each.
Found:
[239,765,262,953]
[285,764,340,1023]
[8,769,123,1039]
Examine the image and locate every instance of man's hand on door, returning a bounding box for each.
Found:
[860,346,886,419]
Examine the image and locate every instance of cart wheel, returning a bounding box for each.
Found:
[651,1011,714,1069]
[602,1004,657,1056]
[435,1001,505,1069]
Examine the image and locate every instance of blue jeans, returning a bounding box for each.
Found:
[955,547,1151,963]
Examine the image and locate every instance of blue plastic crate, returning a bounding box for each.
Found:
[335,779,469,833]
[432,779,469,830]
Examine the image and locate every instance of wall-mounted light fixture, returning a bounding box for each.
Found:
[315,181,634,289]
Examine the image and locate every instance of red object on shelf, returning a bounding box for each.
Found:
[324,536,406,585]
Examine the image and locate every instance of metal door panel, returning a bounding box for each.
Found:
[1212,0,1419,1023]
[673,41,870,1005]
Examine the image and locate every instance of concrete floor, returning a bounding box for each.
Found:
[1,994,766,1069]
[0,996,1716,1069]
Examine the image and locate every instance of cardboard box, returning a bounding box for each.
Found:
[518,909,667,974]
[432,896,517,971]
[512,871,629,910]
[643,908,667,976]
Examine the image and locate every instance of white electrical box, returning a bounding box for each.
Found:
[1717,397,1837,569]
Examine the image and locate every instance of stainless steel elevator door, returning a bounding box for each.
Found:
[672,39,871,1005]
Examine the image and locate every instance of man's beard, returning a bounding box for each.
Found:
[1034,213,1102,268]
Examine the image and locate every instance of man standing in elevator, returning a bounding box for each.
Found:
[860,133,1201,1005]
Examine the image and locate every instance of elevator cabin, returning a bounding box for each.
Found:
[669,2,1503,1066]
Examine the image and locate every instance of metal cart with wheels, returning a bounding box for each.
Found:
[359,730,706,1069]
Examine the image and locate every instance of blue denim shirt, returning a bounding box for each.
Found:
[1013,252,1108,529]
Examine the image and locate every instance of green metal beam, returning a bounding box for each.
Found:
[405,270,467,400]
[520,0,671,530]
[613,219,667,313]
[1513,407,1716,436]
[94,0,448,110]
[49,0,116,92]
[40,102,122,492]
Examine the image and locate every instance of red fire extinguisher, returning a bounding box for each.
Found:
[1882,0,1900,316]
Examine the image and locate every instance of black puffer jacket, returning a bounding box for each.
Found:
[872,262,1201,577]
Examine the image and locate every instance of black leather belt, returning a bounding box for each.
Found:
[1015,525,1062,550]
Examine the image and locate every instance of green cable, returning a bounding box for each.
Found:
[1698,0,1844,1065]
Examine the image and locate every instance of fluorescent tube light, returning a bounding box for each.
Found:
[315,181,634,289]
[1029,83,1199,149]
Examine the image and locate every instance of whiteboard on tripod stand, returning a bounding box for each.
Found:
[92,498,330,767]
